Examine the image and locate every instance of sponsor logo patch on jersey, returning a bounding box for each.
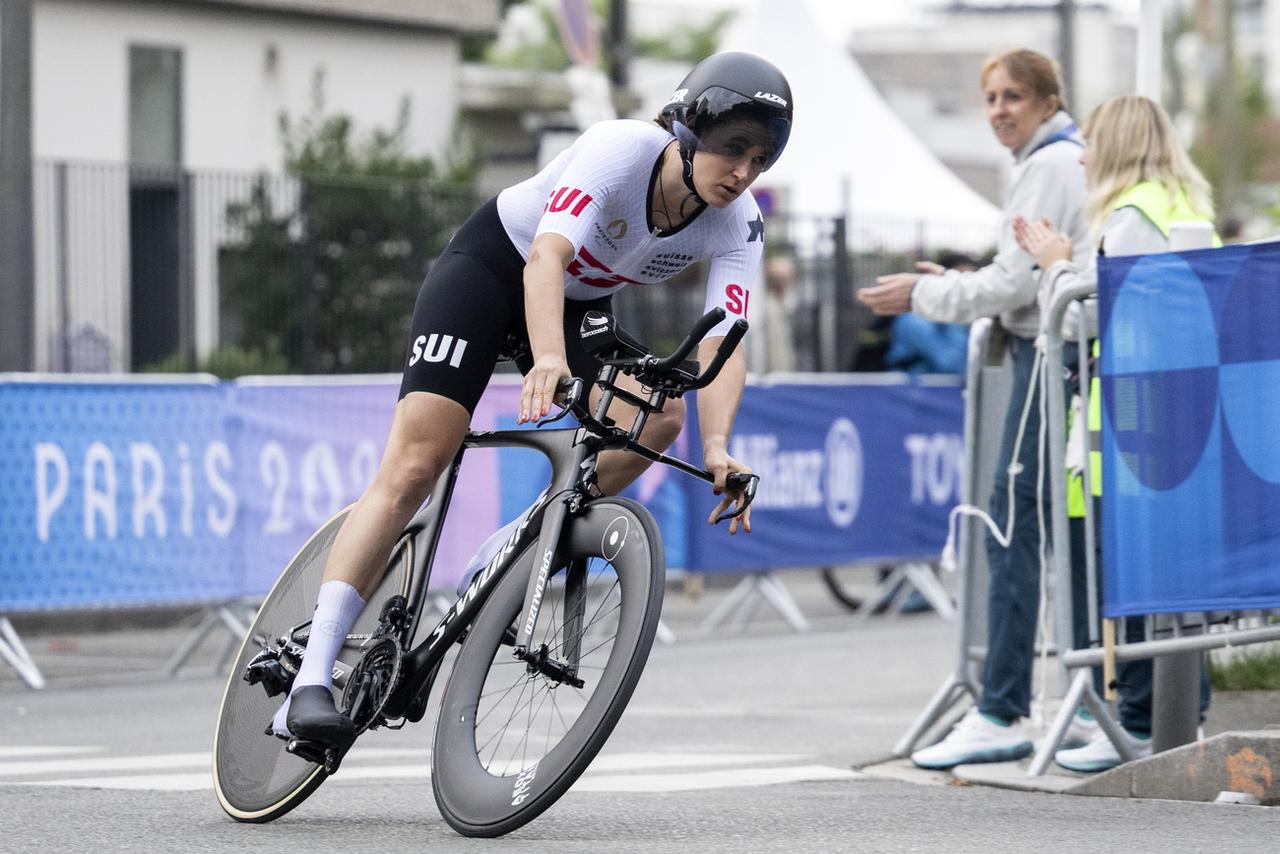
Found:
[606,219,628,240]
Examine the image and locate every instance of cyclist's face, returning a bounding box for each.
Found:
[693,120,772,207]
[983,64,1057,152]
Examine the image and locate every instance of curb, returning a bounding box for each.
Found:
[1068,730,1280,804]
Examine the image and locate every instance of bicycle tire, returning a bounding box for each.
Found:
[431,497,664,837]
[213,506,413,822]
[820,565,869,612]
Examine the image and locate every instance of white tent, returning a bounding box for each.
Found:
[720,0,1003,250]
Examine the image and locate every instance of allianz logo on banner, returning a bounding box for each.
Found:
[729,419,862,527]
[729,421,963,528]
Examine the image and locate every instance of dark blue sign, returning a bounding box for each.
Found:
[1099,241,1280,616]
[681,383,964,570]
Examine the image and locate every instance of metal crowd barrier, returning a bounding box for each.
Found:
[893,318,1012,755]
[1033,273,1280,775]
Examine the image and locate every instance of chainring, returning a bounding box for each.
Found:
[340,635,403,734]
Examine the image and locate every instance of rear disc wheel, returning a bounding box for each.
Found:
[213,508,413,822]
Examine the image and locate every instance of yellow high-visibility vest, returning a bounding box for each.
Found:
[1066,182,1219,517]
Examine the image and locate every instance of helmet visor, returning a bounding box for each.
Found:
[674,86,791,171]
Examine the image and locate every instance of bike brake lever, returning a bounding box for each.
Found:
[713,472,759,524]
[536,377,585,428]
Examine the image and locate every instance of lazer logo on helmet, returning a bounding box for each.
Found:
[755,91,788,107]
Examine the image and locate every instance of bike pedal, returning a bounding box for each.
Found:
[285,737,329,766]
[323,740,354,775]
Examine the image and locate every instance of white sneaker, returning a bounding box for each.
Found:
[1060,712,1100,748]
[911,709,1034,769]
[1055,728,1152,773]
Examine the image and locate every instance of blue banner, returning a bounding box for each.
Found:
[1099,241,1280,616]
[681,383,965,571]
[0,376,963,610]
[0,379,235,609]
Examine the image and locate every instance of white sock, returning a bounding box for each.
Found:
[456,508,533,596]
[271,580,366,736]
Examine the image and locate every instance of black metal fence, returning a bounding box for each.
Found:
[31,159,994,376]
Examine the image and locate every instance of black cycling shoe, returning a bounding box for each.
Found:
[285,685,355,745]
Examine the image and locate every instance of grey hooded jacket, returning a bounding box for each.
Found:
[909,111,1090,339]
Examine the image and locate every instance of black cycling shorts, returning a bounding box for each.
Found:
[398,197,612,413]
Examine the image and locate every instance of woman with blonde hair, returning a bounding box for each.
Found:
[864,48,1092,771]
[1014,93,1216,773]
[1016,93,1216,302]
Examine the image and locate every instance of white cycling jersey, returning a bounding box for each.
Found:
[497,119,765,338]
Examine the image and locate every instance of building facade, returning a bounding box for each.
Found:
[30,0,499,371]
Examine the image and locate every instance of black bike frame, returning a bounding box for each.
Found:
[352,311,754,721]
[392,424,591,697]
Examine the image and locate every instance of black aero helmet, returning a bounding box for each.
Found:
[660,51,793,173]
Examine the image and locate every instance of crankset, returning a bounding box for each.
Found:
[339,595,411,733]
[341,635,403,734]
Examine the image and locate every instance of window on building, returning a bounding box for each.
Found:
[129,45,183,166]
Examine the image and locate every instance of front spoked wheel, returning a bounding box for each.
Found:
[432,497,664,837]
[213,507,414,822]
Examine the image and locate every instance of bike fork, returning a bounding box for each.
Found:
[512,501,587,687]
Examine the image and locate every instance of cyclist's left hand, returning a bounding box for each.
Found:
[520,352,571,424]
[704,447,754,535]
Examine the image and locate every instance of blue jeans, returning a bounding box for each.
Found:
[1070,505,1211,736]
[978,335,1054,722]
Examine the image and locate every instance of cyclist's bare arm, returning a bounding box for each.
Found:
[694,338,754,534]
[521,233,574,424]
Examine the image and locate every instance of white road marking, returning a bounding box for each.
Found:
[574,765,862,792]
[0,746,104,760]
[0,752,210,777]
[1,746,858,794]
[589,752,807,771]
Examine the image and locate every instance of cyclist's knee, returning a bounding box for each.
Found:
[374,442,451,506]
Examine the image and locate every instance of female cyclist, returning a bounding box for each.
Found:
[272,51,794,744]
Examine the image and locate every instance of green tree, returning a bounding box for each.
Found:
[218,71,478,374]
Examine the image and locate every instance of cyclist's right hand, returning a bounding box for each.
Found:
[519,352,572,424]
[703,447,754,536]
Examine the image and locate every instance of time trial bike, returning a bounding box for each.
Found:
[212,307,758,837]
